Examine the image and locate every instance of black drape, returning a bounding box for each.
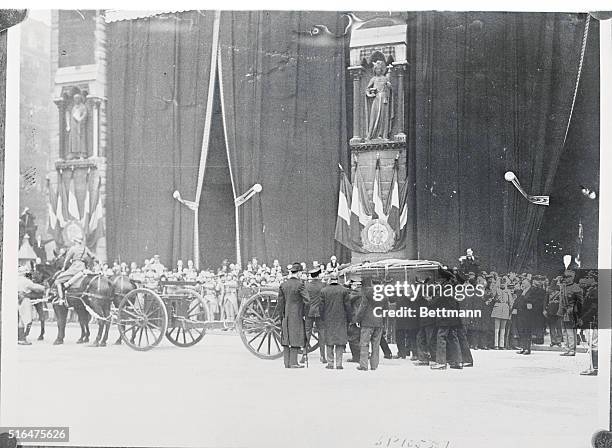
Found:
[218,11,350,266]
[107,11,216,266]
[410,12,595,272]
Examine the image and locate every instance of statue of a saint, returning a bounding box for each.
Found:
[65,93,89,159]
[365,60,393,140]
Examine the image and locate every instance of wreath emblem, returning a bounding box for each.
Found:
[361,219,395,253]
[62,220,85,246]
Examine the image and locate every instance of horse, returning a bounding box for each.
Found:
[96,273,137,346]
[41,255,114,346]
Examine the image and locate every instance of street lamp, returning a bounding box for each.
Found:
[504,171,549,206]
[234,184,263,267]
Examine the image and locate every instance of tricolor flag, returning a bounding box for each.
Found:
[385,158,400,234]
[394,176,410,250]
[372,157,386,221]
[46,179,62,245]
[334,167,354,250]
[350,164,372,250]
[80,174,91,232]
[68,173,80,221]
[56,177,66,228]
[87,177,105,250]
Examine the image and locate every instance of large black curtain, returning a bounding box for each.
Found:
[107,11,216,266]
[409,12,597,272]
[218,11,350,266]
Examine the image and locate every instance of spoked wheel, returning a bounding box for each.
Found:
[117,288,168,351]
[236,290,283,359]
[165,289,209,347]
[306,326,321,354]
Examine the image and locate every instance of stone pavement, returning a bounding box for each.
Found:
[2,323,601,448]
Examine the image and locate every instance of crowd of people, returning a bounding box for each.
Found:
[275,250,599,376]
[17,246,598,376]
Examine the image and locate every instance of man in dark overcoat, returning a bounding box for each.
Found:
[303,266,326,364]
[355,276,388,371]
[394,288,419,359]
[414,291,436,365]
[278,262,310,368]
[513,277,545,355]
[320,271,353,370]
[346,279,363,363]
[431,273,463,370]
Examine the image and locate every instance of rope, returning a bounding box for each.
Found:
[562,14,590,147]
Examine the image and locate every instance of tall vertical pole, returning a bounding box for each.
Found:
[235,205,241,268]
[349,67,362,144]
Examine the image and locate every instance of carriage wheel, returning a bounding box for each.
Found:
[117,288,168,351]
[165,289,209,347]
[306,326,321,355]
[236,291,283,359]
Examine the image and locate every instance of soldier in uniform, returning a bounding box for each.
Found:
[302,266,327,364]
[557,270,583,356]
[580,272,598,376]
[278,262,309,368]
[54,236,95,300]
[320,271,352,369]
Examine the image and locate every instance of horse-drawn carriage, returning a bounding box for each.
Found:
[113,281,321,357]
[38,266,320,358]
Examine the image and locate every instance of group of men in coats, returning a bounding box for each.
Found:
[277,262,388,370]
[277,262,480,371]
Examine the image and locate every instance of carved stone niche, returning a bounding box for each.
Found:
[348,17,408,149]
[54,84,101,160]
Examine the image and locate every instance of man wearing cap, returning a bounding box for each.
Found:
[557,270,583,356]
[346,277,363,363]
[18,264,44,345]
[54,235,95,301]
[278,262,310,368]
[320,271,353,369]
[303,266,327,364]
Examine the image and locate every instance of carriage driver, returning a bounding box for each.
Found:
[55,235,96,301]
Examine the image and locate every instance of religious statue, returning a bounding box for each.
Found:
[65,92,89,159]
[365,60,393,140]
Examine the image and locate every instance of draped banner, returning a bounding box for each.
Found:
[218,11,350,265]
[107,11,216,265]
[409,12,597,272]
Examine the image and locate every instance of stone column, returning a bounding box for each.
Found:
[94,11,107,159]
[393,63,406,142]
[349,66,363,144]
[53,97,66,160]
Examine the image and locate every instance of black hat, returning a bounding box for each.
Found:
[309,266,322,276]
[289,262,302,273]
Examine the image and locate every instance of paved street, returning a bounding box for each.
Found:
[3,323,600,448]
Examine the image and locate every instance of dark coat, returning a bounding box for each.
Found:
[413,296,434,327]
[305,279,325,318]
[580,286,597,328]
[356,286,387,328]
[513,287,544,333]
[432,294,461,327]
[278,277,309,347]
[320,283,352,345]
[393,294,419,330]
